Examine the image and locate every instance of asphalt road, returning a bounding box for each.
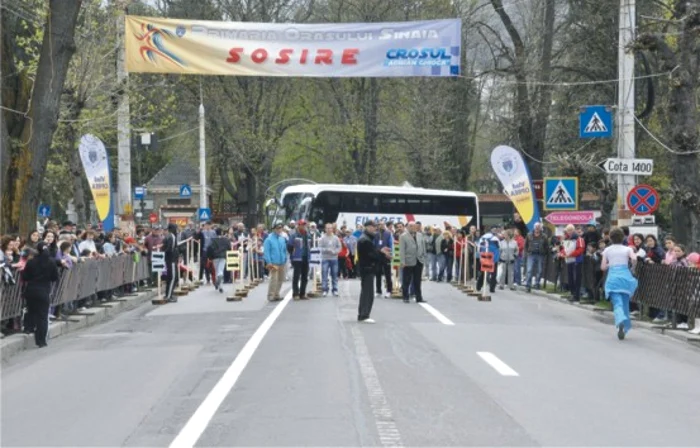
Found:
[3,274,700,447]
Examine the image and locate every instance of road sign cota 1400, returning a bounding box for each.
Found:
[598,158,653,176]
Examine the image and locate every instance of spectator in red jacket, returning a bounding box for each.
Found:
[559,224,586,302]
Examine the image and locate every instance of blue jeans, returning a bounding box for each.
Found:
[610,292,631,333]
[514,256,523,285]
[526,254,544,289]
[322,259,339,293]
[427,253,437,280]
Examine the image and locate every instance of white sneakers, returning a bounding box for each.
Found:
[361,318,376,324]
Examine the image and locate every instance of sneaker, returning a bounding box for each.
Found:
[219,287,224,293]
[678,322,690,330]
[293,295,300,301]
[300,296,309,300]
[360,318,376,324]
[383,292,390,298]
[617,324,625,340]
[375,293,381,297]
[323,292,328,297]
[333,291,339,297]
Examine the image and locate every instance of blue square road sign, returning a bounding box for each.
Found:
[579,105,613,139]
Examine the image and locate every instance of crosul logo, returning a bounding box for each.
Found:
[384,48,452,67]
[135,23,187,67]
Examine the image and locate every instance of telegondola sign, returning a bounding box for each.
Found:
[125,16,461,77]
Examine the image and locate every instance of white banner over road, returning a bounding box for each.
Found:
[125,16,462,77]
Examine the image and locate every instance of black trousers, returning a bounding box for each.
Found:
[26,291,50,346]
[292,259,309,297]
[477,270,497,293]
[376,261,392,294]
[199,253,211,282]
[402,262,423,301]
[358,270,375,320]
[165,260,179,299]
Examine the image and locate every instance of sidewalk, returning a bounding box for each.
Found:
[1,289,158,362]
[522,284,700,347]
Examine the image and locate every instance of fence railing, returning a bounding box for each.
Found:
[0,255,150,321]
[540,253,700,324]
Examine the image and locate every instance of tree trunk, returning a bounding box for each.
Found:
[9,0,83,234]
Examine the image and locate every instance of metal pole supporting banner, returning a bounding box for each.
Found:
[117,8,132,216]
[199,102,207,209]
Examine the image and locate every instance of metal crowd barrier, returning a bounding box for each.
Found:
[0,255,150,321]
[539,254,700,322]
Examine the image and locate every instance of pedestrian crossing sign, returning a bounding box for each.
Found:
[198,208,211,221]
[579,105,613,138]
[543,177,579,211]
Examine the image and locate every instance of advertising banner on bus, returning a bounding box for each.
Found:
[490,145,540,231]
[337,213,472,230]
[125,16,461,77]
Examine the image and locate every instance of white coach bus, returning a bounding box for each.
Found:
[268,184,479,230]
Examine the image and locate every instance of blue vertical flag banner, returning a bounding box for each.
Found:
[490,145,541,231]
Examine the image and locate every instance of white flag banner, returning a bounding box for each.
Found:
[125,16,462,77]
[78,134,113,227]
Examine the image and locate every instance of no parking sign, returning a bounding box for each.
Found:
[626,185,659,216]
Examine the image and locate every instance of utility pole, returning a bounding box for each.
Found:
[117,6,132,219]
[199,101,207,210]
[616,0,636,221]
[0,0,4,234]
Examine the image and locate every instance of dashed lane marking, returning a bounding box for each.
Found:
[418,302,455,326]
[477,352,519,377]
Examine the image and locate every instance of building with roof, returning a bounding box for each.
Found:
[142,158,214,226]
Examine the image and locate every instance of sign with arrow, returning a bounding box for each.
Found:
[597,158,653,176]
[579,105,613,138]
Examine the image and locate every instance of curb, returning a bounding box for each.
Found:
[523,286,700,347]
[1,289,157,362]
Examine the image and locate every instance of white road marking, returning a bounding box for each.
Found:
[477,352,519,377]
[418,302,455,326]
[169,291,293,448]
[351,326,404,447]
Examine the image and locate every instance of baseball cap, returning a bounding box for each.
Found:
[273,222,283,229]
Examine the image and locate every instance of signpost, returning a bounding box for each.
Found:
[134,186,146,200]
[309,248,321,266]
[151,251,166,304]
[197,207,211,221]
[626,185,659,216]
[545,211,596,226]
[543,177,579,211]
[226,250,244,301]
[479,252,494,302]
[597,158,653,176]
[579,105,613,139]
[37,204,51,218]
[180,184,192,198]
[533,180,544,201]
[149,213,158,224]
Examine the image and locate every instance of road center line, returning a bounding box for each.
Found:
[477,352,519,377]
[418,302,455,326]
[169,290,293,448]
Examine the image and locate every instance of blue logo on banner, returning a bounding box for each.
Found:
[385,48,452,67]
[198,208,211,221]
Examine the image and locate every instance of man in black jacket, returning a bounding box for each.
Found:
[357,220,391,323]
[163,224,179,303]
[207,228,231,293]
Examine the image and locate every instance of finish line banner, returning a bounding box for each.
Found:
[125,16,461,77]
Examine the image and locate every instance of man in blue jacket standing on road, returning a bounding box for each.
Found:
[477,226,501,294]
[264,222,288,302]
